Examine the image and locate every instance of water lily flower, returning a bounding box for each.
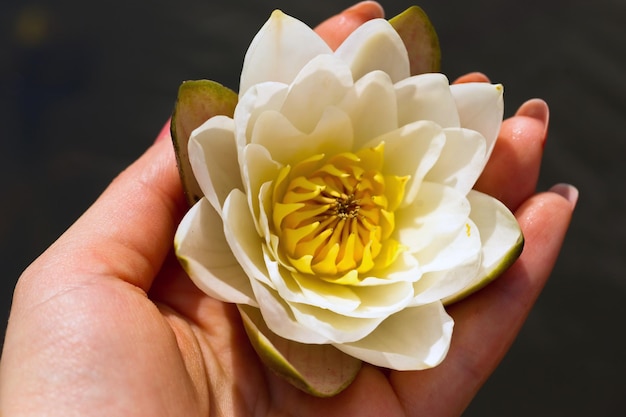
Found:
[174,10,522,376]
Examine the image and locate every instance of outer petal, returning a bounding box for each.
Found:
[443,190,524,304]
[395,73,460,128]
[335,18,410,83]
[188,116,241,213]
[334,302,453,370]
[240,10,332,97]
[450,82,504,162]
[424,127,487,195]
[175,198,257,306]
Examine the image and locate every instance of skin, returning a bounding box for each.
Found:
[0,2,577,416]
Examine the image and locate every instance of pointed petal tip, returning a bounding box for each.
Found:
[270,9,286,19]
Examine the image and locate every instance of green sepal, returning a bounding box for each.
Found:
[238,305,362,397]
[171,80,238,206]
[389,6,441,75]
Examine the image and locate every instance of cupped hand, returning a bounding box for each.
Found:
[0,2,577,416]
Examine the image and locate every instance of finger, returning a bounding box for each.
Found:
[475,98,550,211]
[18,126,185,301]
[390,185,577,416]
[453,72,490,84]
[314,1,385,50]
[155,118,172,143]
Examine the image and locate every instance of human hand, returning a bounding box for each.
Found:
[0,2,577,416]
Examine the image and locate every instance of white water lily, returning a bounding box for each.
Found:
[174,10,522,371]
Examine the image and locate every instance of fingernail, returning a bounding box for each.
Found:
[549,183,579,207]
[516,98,550,139]
[344,1,384,19]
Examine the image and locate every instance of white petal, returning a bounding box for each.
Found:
[358,252,422,286]
[280,54,354,134]
[334,303,453,370]
[250,107,353,166]
[240,144,281,235]
[257,181,275,248]
[335,18,410,83]
[450,82,504,162]
[249,110,301,159]
[222,189,273,287]
[290,302,387,344]
[347,281,415,318]
[240,10,332,97]
[175,198,257,305]
[338,70,398,148]
[263,259,362,315]
[410,257,481,306]
[395,73,460,128]
[415,217,482,274]
[443,190,524,304]
[188,116,241,213]
[424,127,487,195]
[364,121,445,207]
[235,82,288,149]
[284,269,414,319]
[249,278,330,344]
[396,181,471,254]
[467,190,521,274]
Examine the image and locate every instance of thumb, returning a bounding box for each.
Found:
[18,126,186,306]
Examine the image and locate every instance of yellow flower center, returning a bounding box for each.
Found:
[272,143,408,284]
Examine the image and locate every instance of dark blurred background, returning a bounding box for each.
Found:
[1,0,624,415]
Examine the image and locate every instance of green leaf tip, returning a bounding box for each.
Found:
[389,5,441,75]
[238,305,362,397]
[171,80,238,206]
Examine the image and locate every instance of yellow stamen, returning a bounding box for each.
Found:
[272,144,407,281]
